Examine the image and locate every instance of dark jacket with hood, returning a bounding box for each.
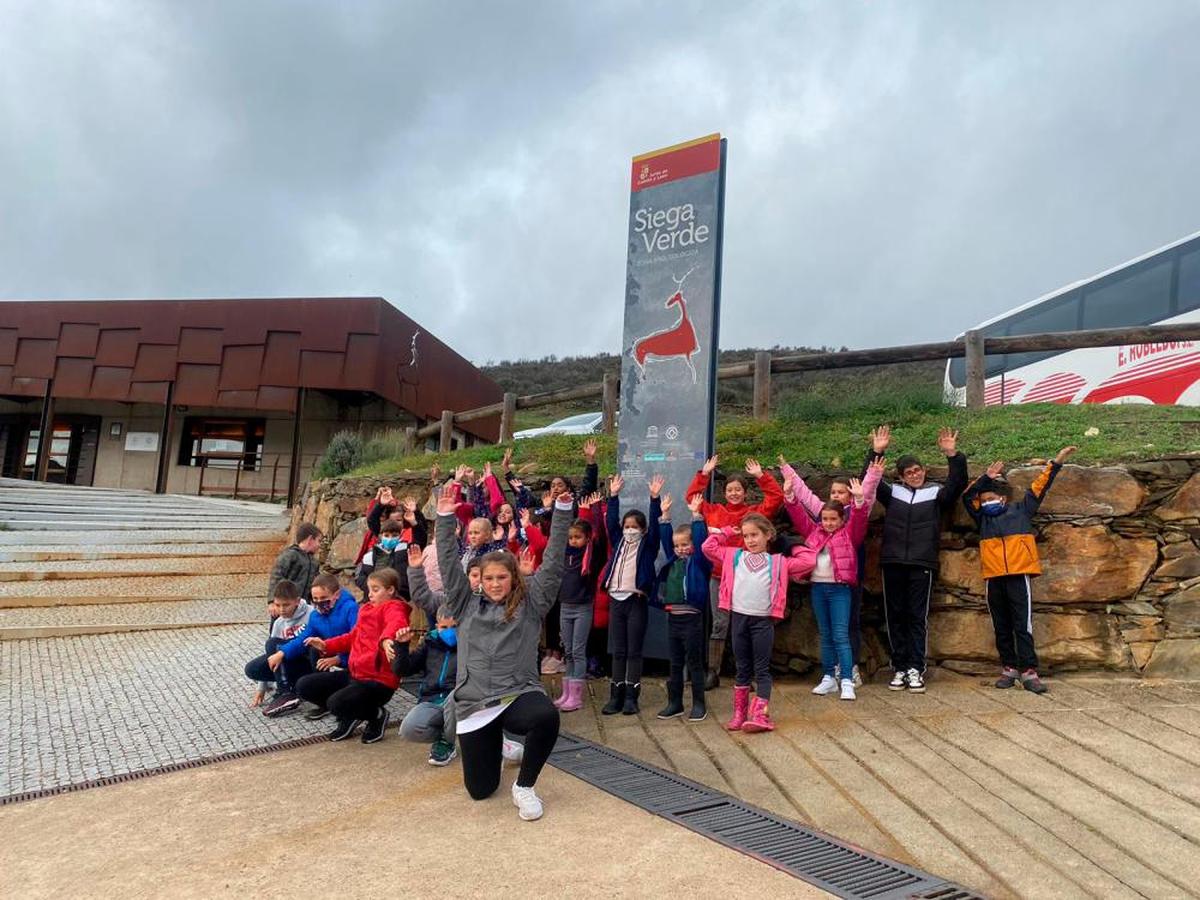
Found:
[867,449,968,569]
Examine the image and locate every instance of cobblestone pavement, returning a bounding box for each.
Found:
[1,625,411,799]
[0,598,263,628]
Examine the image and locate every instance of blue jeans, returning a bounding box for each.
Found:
[810,583,853,680]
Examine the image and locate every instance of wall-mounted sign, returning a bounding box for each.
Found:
[125,432,159,452]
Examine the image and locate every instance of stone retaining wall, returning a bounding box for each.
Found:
[292,456,1200,678]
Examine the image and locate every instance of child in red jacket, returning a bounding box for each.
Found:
[296,568,410,744]
[687,455,784,689]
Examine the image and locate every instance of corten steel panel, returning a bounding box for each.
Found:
[12,376,49,397]
[0,297,504,440]
[128,381,169,404]
[95,328,140,366]
[132,344,177,382]
[0,365,13,392]
[261,331,301,385]
[14,339,57,378]
[0,329,18,365]
[58,323,100,358]
[178,327,225,364]
[219,345,265,390]
[174,363,221,405]
[217,389,259,407]
[91,366,133,400]
[257,385,298,410]
[53,357,95,396]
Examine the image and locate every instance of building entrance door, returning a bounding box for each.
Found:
[13,416,102,485]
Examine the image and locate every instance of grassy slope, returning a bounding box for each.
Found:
[351,375,1200,477]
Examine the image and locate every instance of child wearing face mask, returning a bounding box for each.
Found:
[389,603,461,766]
[653,493,713,722]
[686,456,784,691]
[782,459,884,701]
[703,514,816,733]
[963,446,1076,695]
[553,495,605,712]
[599,473,663,716]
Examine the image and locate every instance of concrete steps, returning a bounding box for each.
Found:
[0,597,264,639]
[0,555,277,582]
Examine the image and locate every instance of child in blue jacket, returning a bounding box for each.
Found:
[653,493,713,722]
[268,573,359,718]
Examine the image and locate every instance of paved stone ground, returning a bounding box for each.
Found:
[0,572,264,602]
[1,625,411,798]
[561,671,1200,899]
[0,598,263,629]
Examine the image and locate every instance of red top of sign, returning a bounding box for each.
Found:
[630,133,721,192]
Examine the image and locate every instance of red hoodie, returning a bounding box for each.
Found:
[685,469,785,575]
[323,598,410,688]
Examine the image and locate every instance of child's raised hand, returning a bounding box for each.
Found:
[483,460,493,478]
[782,476,796,503]
[501,447,513,470]
[870,425,891,454]
[582,491,602,508]
[407,544,423,567]
[509,475,524,490]
[518,547,536,576]
[541,491,553,510]
[556,491,574,508]
[454,464,468,483]
[687,493,705,516]
[519,507,532,528]
[660,494,672,518]
[583,439,598,462]
[777,453,789,469]
[648,473,665,498]
[869,456,887,475]
[609,474,624,495]
[938,427,959,455]
[744,458,763,478]
[437,483,458,515]
[986,460,1005,479]
[848,477,864,502]
[1054,446,1078,464]
[430,463,442,483]
[701,454,719,475]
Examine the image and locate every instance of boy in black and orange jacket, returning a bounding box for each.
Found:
[962,446,1076,694]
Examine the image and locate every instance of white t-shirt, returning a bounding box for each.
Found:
[811,547,835,583]
[731,552,773,616]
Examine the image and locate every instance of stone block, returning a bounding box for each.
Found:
[1142,638,1200,678]
[327,517,368,570]
[1129,641,1157,669]
[928,608,1130,668]
[1035,524,1158,604]
[1153,553,1200,580]
[1156,471,1200,522]
[938,548,984,597]
[1118,616,1163,643]
[1006,464,1145,517]
[1163,583,1200,636]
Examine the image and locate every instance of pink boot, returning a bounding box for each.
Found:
[553,678,570,709]
[725,685,751,731]
[741,696,775,733]
[559,678,584,713]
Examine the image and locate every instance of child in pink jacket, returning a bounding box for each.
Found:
[702,513,815,733]
[781,458,885,701]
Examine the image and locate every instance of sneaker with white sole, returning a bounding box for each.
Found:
[262,692,301,717]
[428,739,457,766]
[812,675,839,696]
[852,665,863,688]
[905,668,926,693]
[502,738,525,765]
[512,783,544,821]
[888,671,907,691]
[839,679,856,701]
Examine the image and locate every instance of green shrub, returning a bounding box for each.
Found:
[314,430,365,479]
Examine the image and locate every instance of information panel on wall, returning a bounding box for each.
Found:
[617,134,727,654]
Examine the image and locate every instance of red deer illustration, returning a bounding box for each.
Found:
[631,288,700,383]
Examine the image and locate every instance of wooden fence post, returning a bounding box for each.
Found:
[601,373,618,434]
[499,392,517,444]
[403,426,416,455]
[753,351,772,420]
[964,330,985,411]
[439,410,454,453]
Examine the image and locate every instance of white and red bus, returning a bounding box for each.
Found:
[946,231,1200,405]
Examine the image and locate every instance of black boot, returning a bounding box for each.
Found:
[704,639,724,691]
[687,664,708,722]
[622,682,641,715]
[601,681,626,715]
[657,679,685,719]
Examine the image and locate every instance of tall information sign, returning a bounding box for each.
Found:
[618,134,727,657]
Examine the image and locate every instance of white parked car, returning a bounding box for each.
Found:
[513,412,604,440]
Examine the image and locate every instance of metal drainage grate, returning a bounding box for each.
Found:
[0,733,331,807]
[549,733,984,900]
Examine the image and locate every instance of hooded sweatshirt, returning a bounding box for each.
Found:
[277,590,358,665]
[259,600,312,690]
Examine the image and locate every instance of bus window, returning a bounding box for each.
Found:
[1002,291,1080,371]
[1179,247,1200,313]
[1081,258,1172,329]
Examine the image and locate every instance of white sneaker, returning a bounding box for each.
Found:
[905,668,926,693]
[852,665,863,688]
[512,782,544,821]
[812,675,839,695]
[888,671,907,691]
[840,679,856,701]
[502,738,525,764]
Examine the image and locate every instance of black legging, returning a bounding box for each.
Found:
[295,670,394,722]
[609,594,648,684]
[459,691,560,798]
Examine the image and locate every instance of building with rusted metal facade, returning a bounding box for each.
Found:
[0,297,501,504]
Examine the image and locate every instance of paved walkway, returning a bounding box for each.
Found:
[560,671,1200,899]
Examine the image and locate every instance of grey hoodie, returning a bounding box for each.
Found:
[260,600,312,691]
[435,500,570,721]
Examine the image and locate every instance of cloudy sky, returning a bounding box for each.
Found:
[2,1,1198,364]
